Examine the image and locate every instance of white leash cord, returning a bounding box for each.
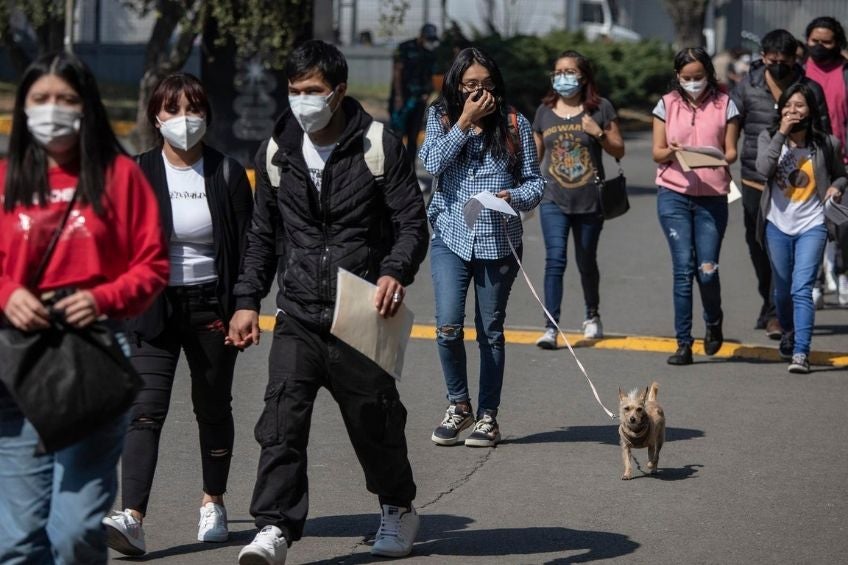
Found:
[504,218,617,419]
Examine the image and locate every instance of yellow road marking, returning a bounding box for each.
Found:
[258,316,848,367]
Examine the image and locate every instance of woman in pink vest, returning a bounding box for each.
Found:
[652,47,740,365]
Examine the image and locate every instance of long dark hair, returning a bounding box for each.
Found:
[542,50,602,112]
[767,82,827,149]
[4,51,123,213]
[431,47,514,164]
[669,47,720,103]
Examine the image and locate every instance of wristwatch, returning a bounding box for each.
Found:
[596,130,606,141]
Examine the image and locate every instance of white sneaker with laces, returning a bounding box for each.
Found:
[838,274,848,307]
[238,526,287,565]
[102,509,146,556]
[812,287,824,310]
[535,327,558,349]
[197,502,228,542]
[583,316,603,339]
[371,505,419,557]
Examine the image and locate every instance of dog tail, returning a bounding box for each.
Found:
[648,382,659,402]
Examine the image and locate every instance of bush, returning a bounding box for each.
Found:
[442,30,674,119]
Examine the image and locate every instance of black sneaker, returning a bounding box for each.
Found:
[704,319,723,356]
[667,344,693,365]
[778,332,794,361]
[788,353,810,374]
[431,404,474,446]
[465,411,501,447]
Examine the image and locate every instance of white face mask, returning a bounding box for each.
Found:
[289,90,337,133]
[680,78,707,97]
[157,115,206,151]
[25,104,82,151]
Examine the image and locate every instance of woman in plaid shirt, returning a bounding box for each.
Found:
[420,47,544,448]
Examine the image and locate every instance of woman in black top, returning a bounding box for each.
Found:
[102,73,253,556]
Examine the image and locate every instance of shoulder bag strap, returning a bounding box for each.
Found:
[27,187,80,289]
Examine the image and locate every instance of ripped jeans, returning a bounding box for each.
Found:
[430,234,520,416]
[657,187,728,347]
[121,284,238,515]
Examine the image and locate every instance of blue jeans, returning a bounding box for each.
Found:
[0,389,127,565]
[765,222,828,355]
[657,187,728,346]
[539,201,604,325]
[430,234,520,416]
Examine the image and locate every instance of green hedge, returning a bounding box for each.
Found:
[441,31,674,118]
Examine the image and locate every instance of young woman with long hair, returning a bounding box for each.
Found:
[102,73,253,556]
[420,47,544,448]
[652,47,740,366]
[756,82,846,373]
[0,51,168,564]
[532,49,625,349]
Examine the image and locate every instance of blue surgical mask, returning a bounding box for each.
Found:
[552,74,581,98]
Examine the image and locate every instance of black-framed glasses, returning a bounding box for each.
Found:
[549,70,582,80]
[461,80,496,91]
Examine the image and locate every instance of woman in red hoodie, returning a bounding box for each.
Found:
[0,52,168,564]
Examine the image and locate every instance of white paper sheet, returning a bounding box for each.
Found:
[330,268,414,380]
[728,180,742,203]
[463,191,518,229]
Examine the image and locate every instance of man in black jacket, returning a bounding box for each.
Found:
[732,29,830,337]
[228,41,429,565]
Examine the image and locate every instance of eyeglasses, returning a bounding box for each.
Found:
[549,70,582,79]
[461,80,496,91]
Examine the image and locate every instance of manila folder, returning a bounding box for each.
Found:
[330,268,414,380]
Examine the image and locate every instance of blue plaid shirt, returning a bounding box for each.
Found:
[419,106,544,261]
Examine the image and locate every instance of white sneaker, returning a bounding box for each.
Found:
[583,316,603,339]
[238,526,287,565]
[839,274,848,307]
[535,327,558,349]
[371,505,419,557]
[812,287,824,310]
[197,502,228,542]
[102,509,146,556]
[824,243,837,292]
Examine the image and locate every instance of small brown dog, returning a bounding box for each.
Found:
[619,382,665,480]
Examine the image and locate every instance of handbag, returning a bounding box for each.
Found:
[0,189,142,453]
[590,146,629,220]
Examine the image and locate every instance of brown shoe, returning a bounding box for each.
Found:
[765,318,782,340]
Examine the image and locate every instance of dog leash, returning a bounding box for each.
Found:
[502,217,617,419]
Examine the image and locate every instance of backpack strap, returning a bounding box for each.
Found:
[363,120,385,181]
[265,138,281,189]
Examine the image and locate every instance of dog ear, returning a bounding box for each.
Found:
[619,387,626,401]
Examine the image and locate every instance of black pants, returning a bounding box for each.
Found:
[402,100,427,167]
[122,285,238,514]
[742,183,776,322]
[250,314,416,543]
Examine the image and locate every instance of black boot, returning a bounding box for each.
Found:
[704,319,723,356]
[667,344,693,365]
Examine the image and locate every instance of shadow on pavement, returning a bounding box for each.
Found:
[504,425,704,446]
[114,529,256,561]
[300,514,639,564]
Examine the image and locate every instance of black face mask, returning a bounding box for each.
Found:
[809,43,841,64]
[790,117,811,133]
[768,62,793,81]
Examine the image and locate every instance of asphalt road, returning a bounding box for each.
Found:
[78,129,848,563]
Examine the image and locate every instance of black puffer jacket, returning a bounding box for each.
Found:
[232,97,429,331]
[731,60,830,183]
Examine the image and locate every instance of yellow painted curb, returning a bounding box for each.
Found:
[257,316,848,368]
[0,116,10,136]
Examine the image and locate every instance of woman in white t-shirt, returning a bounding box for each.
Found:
[756,82,847,373]
[103,73,254,555]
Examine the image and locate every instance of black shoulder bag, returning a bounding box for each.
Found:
[0,189,142,454]
[589,144,629,220]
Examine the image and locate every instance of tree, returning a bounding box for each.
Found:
[663,0,708,48]
[128,0,313,150]
[0,0,66,74]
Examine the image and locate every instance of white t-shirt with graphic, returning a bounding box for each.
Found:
[163,154,217,285]
[302,134,336,192]
[766,145,825,236]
